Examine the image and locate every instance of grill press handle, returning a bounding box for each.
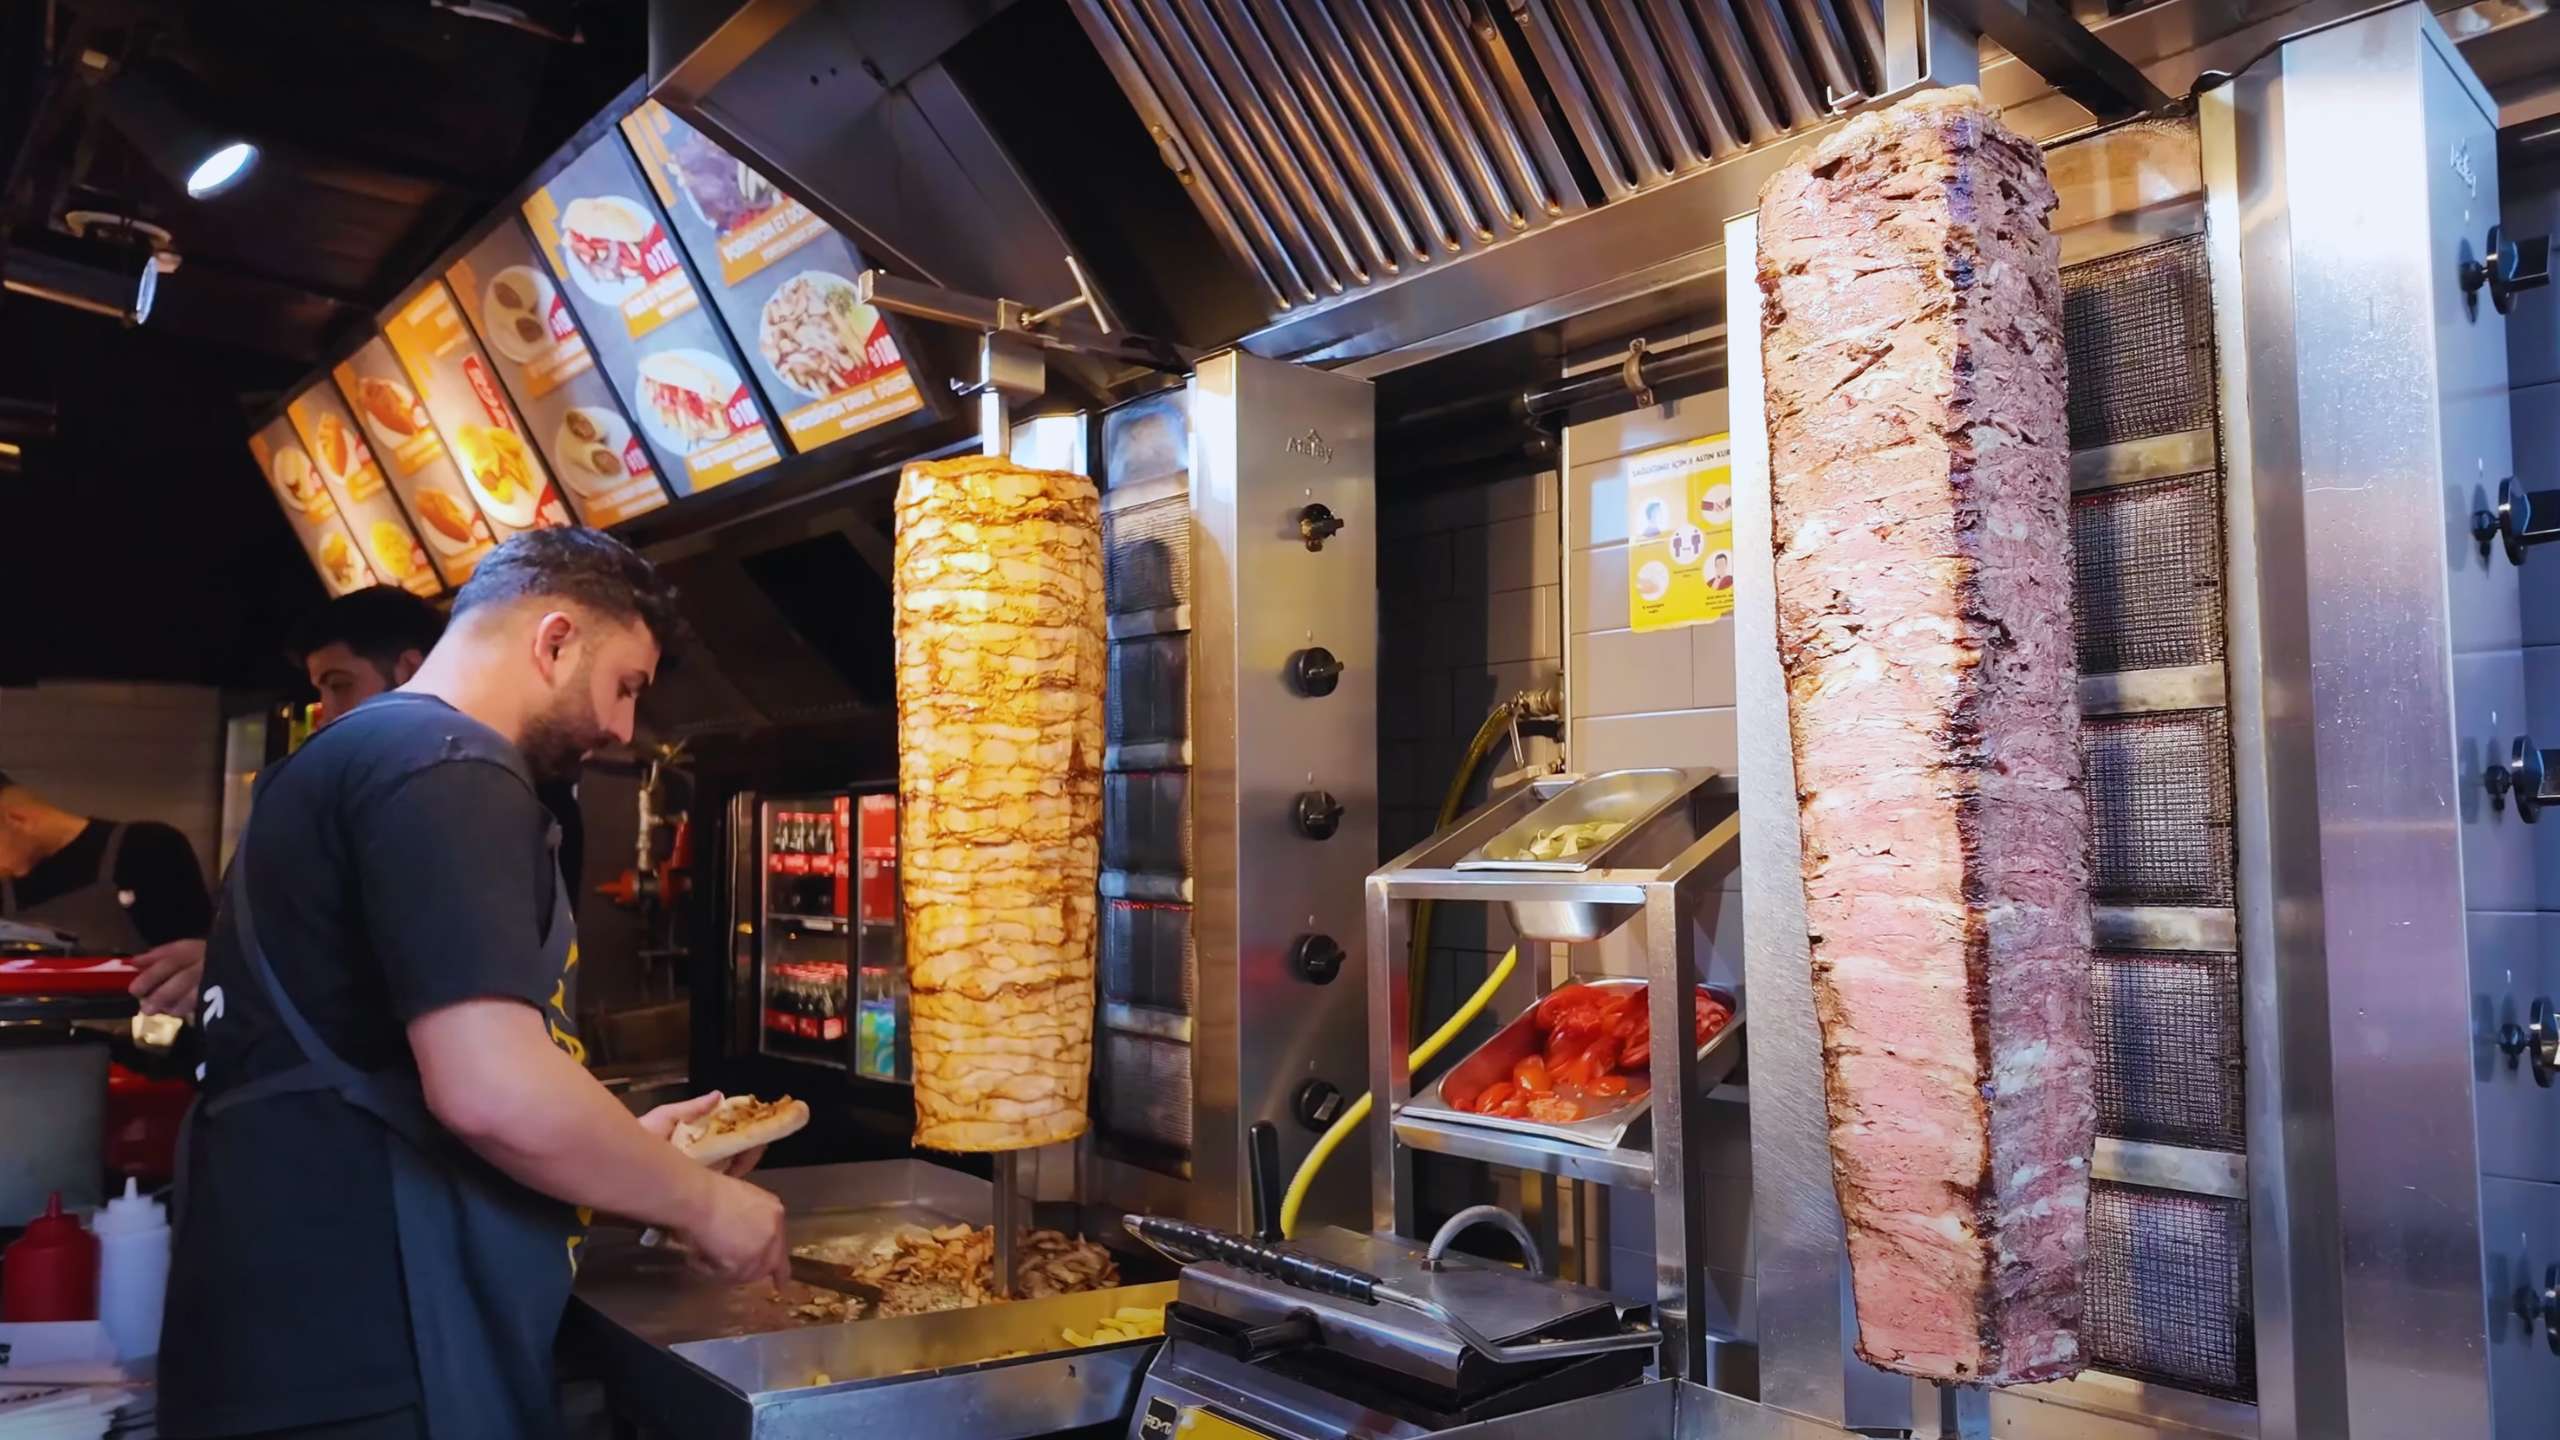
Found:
[1123,1215,1381,1303]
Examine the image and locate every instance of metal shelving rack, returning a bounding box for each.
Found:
[1363,769,1742,1383]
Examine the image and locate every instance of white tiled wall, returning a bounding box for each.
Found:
[1377,469,1564,1015]
[0,682,223,883]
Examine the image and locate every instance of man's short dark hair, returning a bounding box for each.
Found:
[287,587,448,677]
[451,528,681,656]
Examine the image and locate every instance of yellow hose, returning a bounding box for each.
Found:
[1410,705,1516,1047]
[1280,945,1518,1239]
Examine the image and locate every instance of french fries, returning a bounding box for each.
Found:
[1060,1304,1167,1348]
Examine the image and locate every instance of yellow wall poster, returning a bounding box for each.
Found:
[1624,432,1736,632]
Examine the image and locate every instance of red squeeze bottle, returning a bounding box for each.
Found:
[2,1192,102,1321]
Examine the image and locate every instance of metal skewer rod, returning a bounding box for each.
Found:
[993,1150,1021,1299]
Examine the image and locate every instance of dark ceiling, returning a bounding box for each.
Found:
[0,0,649,691]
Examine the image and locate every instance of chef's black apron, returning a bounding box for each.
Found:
[0,821,149,955]
[188,816,583,1440]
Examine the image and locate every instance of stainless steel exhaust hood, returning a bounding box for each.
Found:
[647,0,2162,383]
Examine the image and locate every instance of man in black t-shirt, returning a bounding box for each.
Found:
[161,530,786,1440]
[129,587,586,1016]
[0,770,211,953]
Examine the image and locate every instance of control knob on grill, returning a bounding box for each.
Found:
[1290,647,1342,697]
[1297,502,1344,551]
[2498,996,2560,1088]
[2459,224,2551,316]
[2471,479,2560,567]
[2519,1261,2560,1356]
[1290,933,1345,984]
[1293,790,1343,840]
[1292,1078,1345,1133]
[2485,736,2560,821]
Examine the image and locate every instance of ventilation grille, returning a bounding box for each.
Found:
[1515,0,1885,195]
[2085,1182,2256,1401]
[2063,236,2217,450]
[2084,709,2236,907]
[1070,0,1884,313]
[2092,949,2245,1151]
[2073,470,2226,675]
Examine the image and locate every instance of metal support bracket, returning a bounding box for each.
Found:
[1937,0,2170,118]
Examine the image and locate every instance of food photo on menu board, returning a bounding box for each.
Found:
[248,416,377,597]
[382,279,577,535]
[331,336,501,585]
[519,127,780,495]
[619,100,923,455]
[281,380,442,596]
[443,219,671,528]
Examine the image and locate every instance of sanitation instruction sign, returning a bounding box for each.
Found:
[1624,432,1736,632]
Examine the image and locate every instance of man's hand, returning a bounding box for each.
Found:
[675,1175,789,1287]
[128,938,205,1017]
[639,1090,769,1177]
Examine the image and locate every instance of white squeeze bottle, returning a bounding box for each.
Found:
[93,1177,170,1363]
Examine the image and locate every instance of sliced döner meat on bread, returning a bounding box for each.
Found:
[670,1094,810,1164]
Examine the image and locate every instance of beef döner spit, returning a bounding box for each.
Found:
[1758,87,2095,1385]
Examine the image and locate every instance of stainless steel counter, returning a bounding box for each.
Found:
[564,1160,1174,1439]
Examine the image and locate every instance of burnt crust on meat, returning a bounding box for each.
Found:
[1758,86,2094,1387]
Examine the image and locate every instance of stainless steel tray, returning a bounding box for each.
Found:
[1455,769,1700,872]
[1400,978,1744,1150]
[565,1160,1176,1440]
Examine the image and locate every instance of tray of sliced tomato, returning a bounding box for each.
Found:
[1403,977,1741,1150]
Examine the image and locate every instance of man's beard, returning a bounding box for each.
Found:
[520,659,609,782]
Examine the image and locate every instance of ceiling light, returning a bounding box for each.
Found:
[185,141,257,198]
[100,72,258,202]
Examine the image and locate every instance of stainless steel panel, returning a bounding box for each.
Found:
[2214,10,2507,1434]
[1189,350,1378,1233]
[2200,72,2330,1440]
[2480,1175,2560,1439]
[2471,911,2560,1186]
[1724,210,1877,1426]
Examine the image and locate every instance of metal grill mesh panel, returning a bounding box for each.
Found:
[2072,470,2226,674]
[1098,1030,1195,1159]
[1104,493,1191,614]
[1101,899,1196,1013]
[1108,634,1190,749]
[2086,1182,2256,1400]
[2084,709,2236,906]
[1103,771,1192,875]
[2092,950,2245,1151]
[2064,236,2216,449]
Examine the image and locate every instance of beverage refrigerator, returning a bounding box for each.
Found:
[735,788,909,1083]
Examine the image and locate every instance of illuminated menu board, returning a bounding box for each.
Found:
[331,336,500,585]
[620,101,922,455]
[521,129,781,495]
[381,279,578,538]
[444,218,672,528]
[248,415,376,597]
[280,379,442,597]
